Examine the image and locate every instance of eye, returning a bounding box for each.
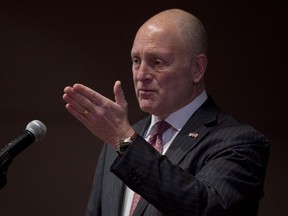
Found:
[154,59,162,66]
[152,58,166,69]
[132,57,141,69]
[132,57,140,65]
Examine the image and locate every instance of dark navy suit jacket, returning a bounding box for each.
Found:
[85,97,269,216]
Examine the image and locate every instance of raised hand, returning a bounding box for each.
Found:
[63,80,135,147]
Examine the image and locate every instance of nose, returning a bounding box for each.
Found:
[134,62,152,82]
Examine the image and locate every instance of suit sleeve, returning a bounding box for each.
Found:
[110,125,269,216]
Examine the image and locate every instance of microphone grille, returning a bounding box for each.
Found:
[26,120,47,141]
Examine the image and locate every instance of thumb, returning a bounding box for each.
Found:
[114,80,128,109]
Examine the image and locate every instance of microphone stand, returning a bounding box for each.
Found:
[0,152,13,190]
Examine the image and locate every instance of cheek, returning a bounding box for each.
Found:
[159,75,181,94]
[132,71,137,84]
[132,73,138,94]
[162,75,193,98]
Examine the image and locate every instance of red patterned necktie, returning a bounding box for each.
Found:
[129,120,171,216]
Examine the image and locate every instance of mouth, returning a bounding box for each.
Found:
[138,89,155,99]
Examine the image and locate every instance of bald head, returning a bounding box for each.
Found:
[138,9,208,57]
[131,9,208,117]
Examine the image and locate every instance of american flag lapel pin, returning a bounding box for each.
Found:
[188,132,199,138]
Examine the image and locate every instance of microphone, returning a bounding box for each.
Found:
[0,120,47,189]
[0,120,47,163]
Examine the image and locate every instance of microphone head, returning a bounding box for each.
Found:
[26,120,47,141]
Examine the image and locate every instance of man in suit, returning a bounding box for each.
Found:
[63,8,269,216]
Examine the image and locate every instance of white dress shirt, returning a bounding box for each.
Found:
[121,90,208,216]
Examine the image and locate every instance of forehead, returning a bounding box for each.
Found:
[131,24,184,56]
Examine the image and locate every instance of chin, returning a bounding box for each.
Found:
[139,97,163,113]
[139,103,154,114]
[139,105,152,113]
[140,105,166,117]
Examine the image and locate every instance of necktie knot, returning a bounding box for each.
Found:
[148,120,171,153]
[153,120,171,136]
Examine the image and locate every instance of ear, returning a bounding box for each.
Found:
[192,54,207,84]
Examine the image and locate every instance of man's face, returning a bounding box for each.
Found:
[131,24,198,118]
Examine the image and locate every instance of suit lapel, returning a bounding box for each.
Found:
[133,117,151,136]
[165,97,218,164]
[165,122,209,165]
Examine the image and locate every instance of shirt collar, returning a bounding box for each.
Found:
[149,90,208,133]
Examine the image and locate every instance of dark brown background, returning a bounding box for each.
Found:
[0,0,287,215]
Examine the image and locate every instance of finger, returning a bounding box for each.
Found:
[64,85,100,116]
[63,93,88,115]
[63,87,91,114]
[113,80,127,109]
[65,103,94,128]
[72,83,106,107]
